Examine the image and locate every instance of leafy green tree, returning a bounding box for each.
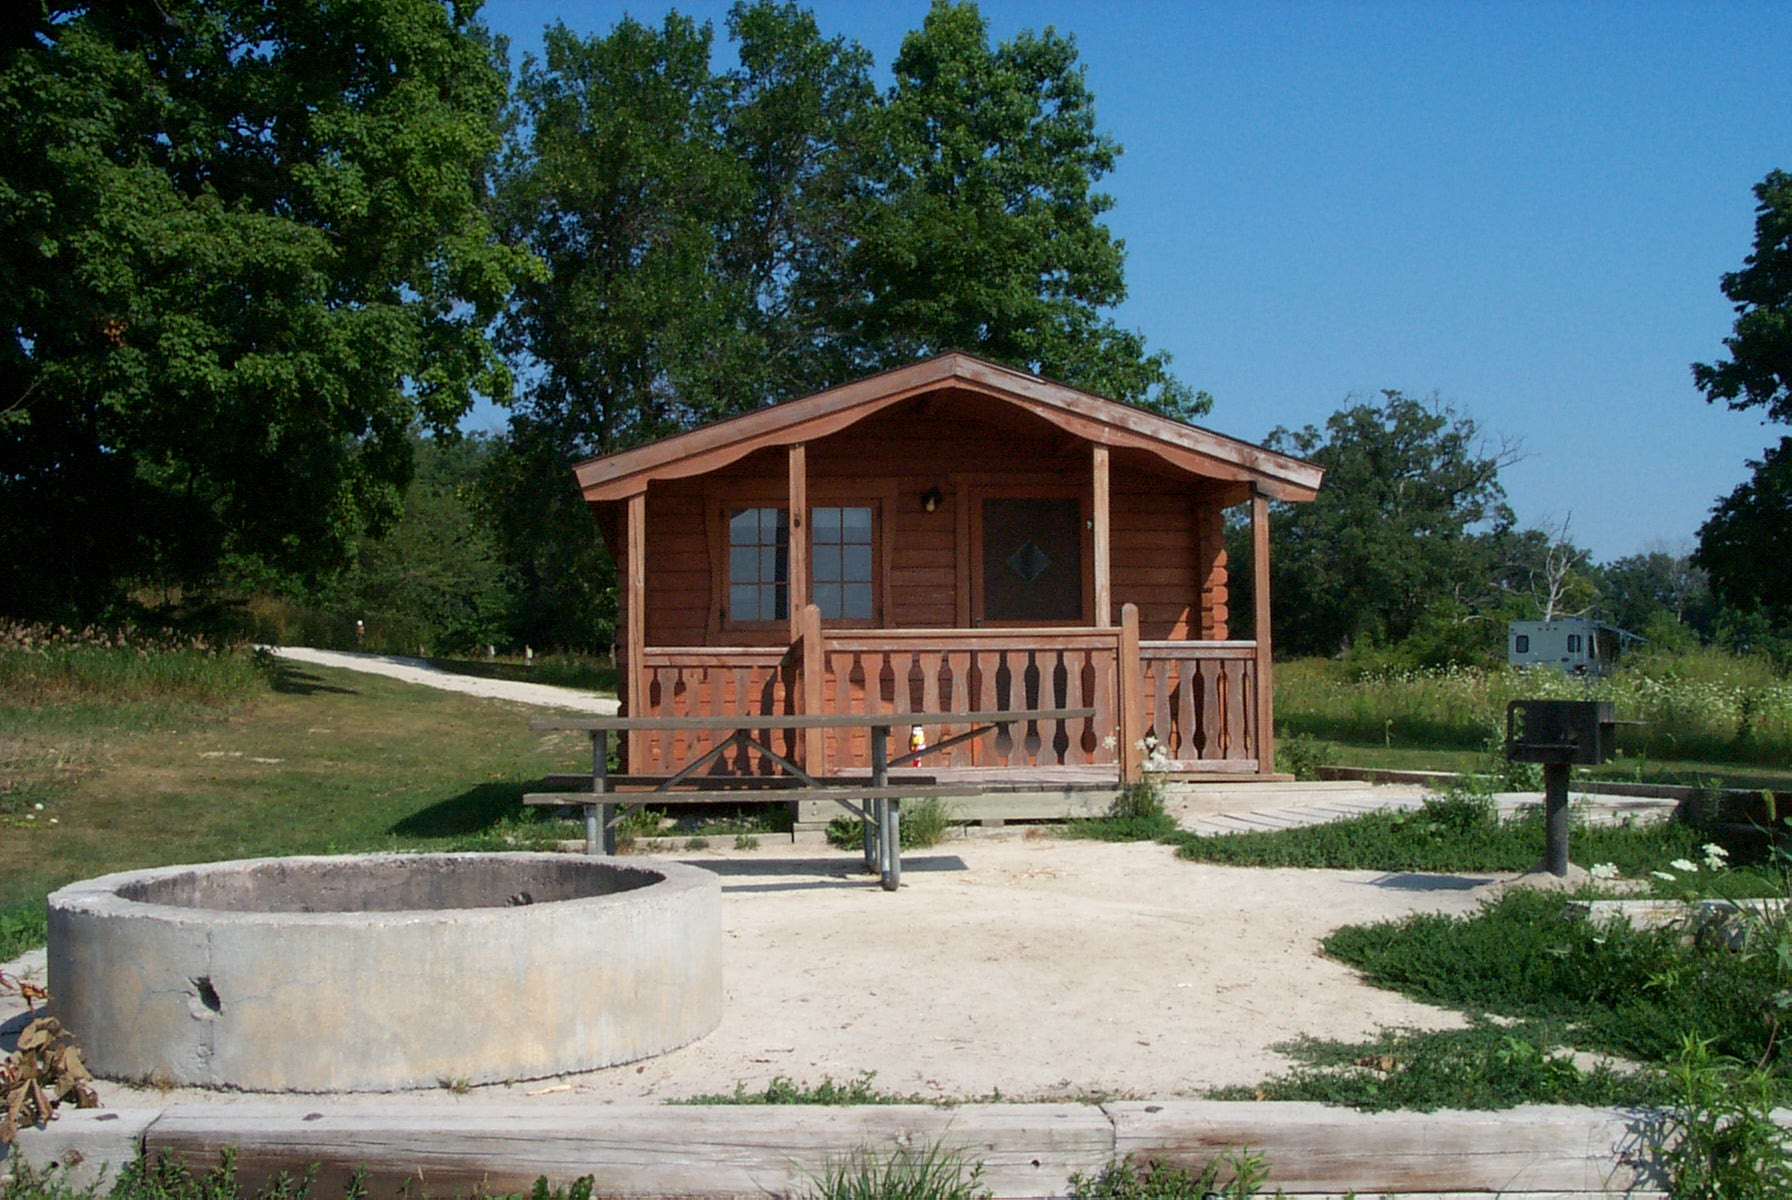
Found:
[1696,437,1792,625]
[0,0,531,619]
[721,1,877,401]
[1693,170,1792,422]
[848,0,1202,417]
[1257,391,1520,659]
[325,435,514,655]
[494,13,757,457]
[1593,549,1713,643]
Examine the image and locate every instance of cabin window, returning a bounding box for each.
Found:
[727,507,788,622]
[1515,635,1530,653]
[1567,634,1582,653]
[812,505,874,621]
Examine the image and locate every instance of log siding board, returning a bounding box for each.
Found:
[133,1100,1668,1200]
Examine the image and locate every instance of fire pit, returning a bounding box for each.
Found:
[46,853,722,1092]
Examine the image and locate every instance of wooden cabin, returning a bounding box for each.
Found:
[572,354,1321,808]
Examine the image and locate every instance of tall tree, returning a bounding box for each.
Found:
[846,0,1202,417]
[720,1,876,401]
[494,13,756,459]
[1260,391,1520,658]
[1692,170,1792,625]
[0,0,530,618]
[1696,437,1792,624]
[1693,170,1792,422]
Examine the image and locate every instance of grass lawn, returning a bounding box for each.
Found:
[1293,736,1792,792]
[1,657,586,933]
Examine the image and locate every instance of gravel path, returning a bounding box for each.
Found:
[261,645,619,714]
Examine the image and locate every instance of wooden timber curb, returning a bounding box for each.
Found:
[13,1100,1675,1198]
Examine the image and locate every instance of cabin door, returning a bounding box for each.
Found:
[979,497,1083,623]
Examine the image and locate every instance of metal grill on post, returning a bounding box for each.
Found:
[1505,699,1618,877]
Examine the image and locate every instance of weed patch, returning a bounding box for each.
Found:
[0,899,46,962]
[1065,782,1177,842]
[1069,1151,1275,1199]
[825,797,958,851]
[809,1143,988,1200]
[1209,1020,1668,1112]
[1323,888,1788,1078]
[678,1071,929,1106]
[1171,795,1713,876]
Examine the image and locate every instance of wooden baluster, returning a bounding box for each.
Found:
[1240,657,1257,761]
[1092,646,1115,765]
[1151,656,1171,761]
[919,650,942,767]
[972,650,994,766]
[1175,659,1189,762]
[991,650,1013,764]
[1022,651,1044,766]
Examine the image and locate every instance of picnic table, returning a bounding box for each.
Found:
[526,707,1095,890]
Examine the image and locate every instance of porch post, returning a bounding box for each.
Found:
[800,602,825,771]
[626,488,647,773]
[1118,602,1143,783]
[1092,444,1112,627]
[787,442,808,634]
[1252,489,1275,776]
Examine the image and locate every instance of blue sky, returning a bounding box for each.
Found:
[474,0,1792,562]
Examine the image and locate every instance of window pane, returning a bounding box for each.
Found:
[771,509,789,546]
[812,506,841,540]
[815,583,842,620]
[730,584,760,622]
[843,544,872,583]
[730,509,759,540]
[770,583,788,621]
[843,582,873,620]
[759,546,779,583]
[731,546,760,584]
[840,506,872,543]
[814,545,843,584]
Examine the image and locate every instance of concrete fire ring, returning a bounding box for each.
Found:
[46,853,722,1092]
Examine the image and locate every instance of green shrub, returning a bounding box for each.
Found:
[1656,1035,1792,1200]
[1273,732,1326,781]
[1323,889,1788,1075]
[1065,781,1178,842]
[825,797,957,851]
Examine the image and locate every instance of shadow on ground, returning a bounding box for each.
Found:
[267,663,359,697]
[390,781,529,839]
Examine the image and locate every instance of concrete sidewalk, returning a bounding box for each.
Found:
[261,646,620,714]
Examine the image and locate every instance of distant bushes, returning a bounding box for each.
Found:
[1277,646,1792,765]
[0,623,266,707]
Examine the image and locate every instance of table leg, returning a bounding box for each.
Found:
[882,799,901,891]
[591,730,613,856]
[870,726,891,885]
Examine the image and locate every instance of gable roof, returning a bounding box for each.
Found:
[571,352,1323,503]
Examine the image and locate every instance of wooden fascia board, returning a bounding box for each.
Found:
[573,350,1323,503]
[573,358,963,500]
[946,368,1325,499]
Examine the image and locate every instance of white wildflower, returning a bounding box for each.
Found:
[1102,734,1118,750]
[1669,859,1699,874]
[1702,843,1729,870]
[1589,863,1619,881]
[1651,870,1677,882]
[33,802,43,811]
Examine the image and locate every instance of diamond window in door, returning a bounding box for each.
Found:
[982,498,1082,621]
[812,505,874,620]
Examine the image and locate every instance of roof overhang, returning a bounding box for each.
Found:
[571,353,1323,503]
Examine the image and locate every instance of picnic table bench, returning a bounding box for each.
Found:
[526,707,1095,890]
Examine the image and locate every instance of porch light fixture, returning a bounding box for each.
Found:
[921,486,944,513]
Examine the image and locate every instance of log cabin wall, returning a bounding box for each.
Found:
[626,398,1232,645]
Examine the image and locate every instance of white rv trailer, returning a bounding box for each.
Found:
[1507,617,1630,676]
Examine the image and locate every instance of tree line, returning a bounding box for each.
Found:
[2,1,1786,666]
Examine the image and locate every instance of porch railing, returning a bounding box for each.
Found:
[629,604,1268,778]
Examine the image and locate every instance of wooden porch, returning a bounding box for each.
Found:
[623,601,1274,800]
